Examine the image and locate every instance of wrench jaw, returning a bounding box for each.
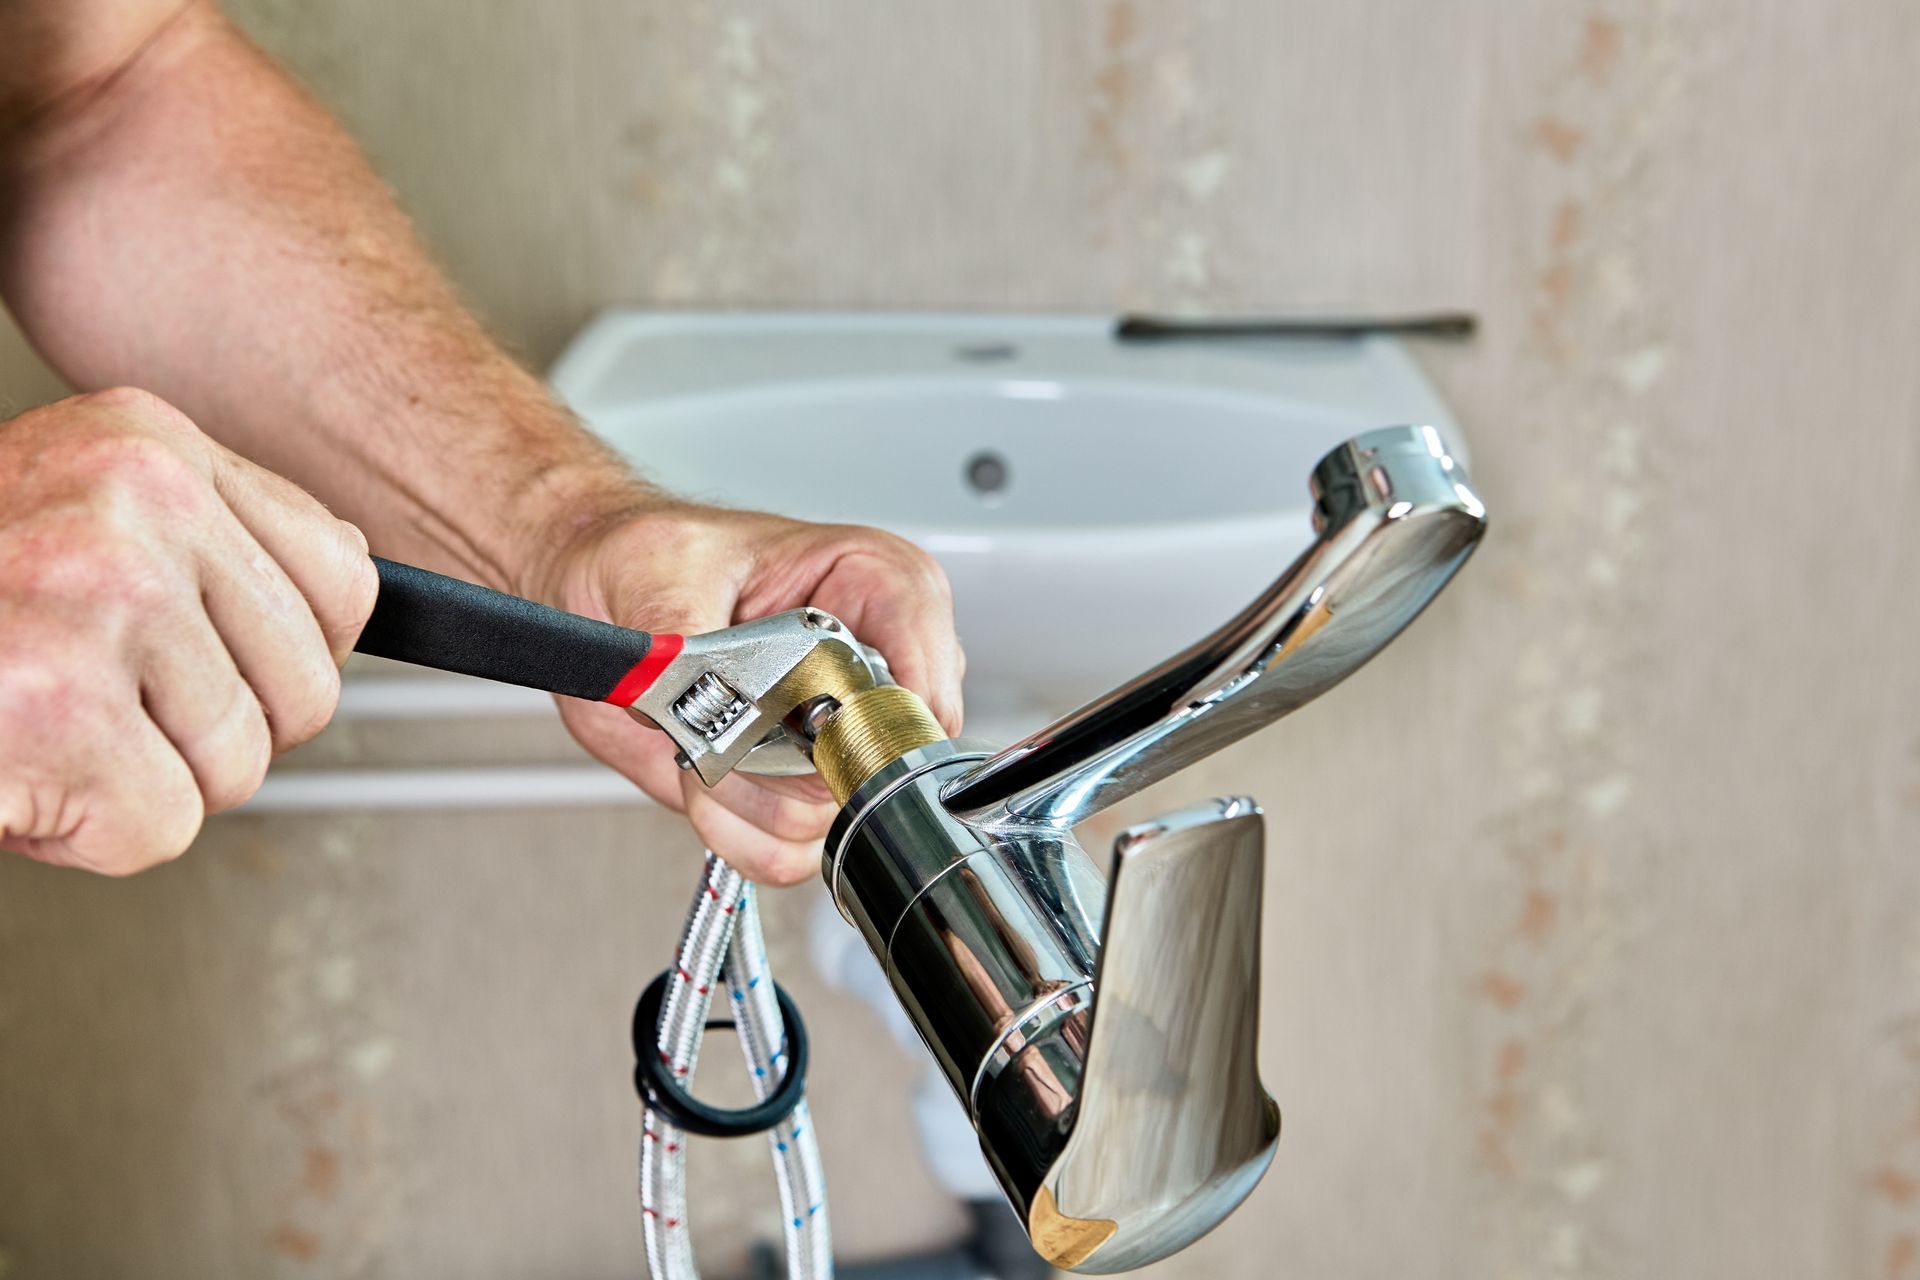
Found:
[624,608,878,787]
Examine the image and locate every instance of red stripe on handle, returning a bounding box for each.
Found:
[605,633,685,707]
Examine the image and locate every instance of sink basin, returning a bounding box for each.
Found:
[550,312,1466,724]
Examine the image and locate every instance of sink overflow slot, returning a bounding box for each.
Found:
[952,342,1019,363]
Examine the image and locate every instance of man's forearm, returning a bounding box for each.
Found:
[0,3,650,593]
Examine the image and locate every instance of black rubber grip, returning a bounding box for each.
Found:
[356,558,657,703]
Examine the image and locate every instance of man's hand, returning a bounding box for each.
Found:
[0,1,966,886]
[532,507,964,886]
[0,388,377,874]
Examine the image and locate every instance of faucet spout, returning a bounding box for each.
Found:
[941,425,1486,830]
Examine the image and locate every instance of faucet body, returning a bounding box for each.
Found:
[812,426,1486,1273]
[827,744,1275,1271]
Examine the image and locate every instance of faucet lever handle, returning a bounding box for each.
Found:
[1036,796,1281,1273]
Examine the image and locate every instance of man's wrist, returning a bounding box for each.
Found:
[364,378,679,602]
[468,410,715,610]
[496,451,673,603]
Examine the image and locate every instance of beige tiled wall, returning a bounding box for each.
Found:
[3,3,1918,1277]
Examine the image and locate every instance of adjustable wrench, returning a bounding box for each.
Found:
[352,558,881,783]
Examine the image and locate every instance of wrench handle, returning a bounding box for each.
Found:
[355,557,682,706]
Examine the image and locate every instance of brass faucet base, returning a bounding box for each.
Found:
[812,685,946,806]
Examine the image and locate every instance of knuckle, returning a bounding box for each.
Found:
[74,387,198,436]
[850,526,952,598]
[131,748,208,872]
[31,529,180,611]
[0,659,63,723]
[336,517,372,558]
[898,540,953,597]
[761,842,824,887]
[102,830,194,876]
[919,555,955,604]
[768,796,833,844]
[832,521,896,551]
[141,784,207,872]
[66,427,207,511]
[83,797,201,877]
[198,697,273,814]
[328,525,379,635]
[117,548,188,610]
[0,653,97,730]
[295,512,380,657]
[270,660,342,751]
[92,845,167,878]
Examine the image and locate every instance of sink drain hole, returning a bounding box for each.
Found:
[965,451,1010,499]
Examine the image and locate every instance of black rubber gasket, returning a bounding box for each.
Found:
[631,970,810,1139]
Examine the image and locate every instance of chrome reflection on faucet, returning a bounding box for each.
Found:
[819,425,1486,1272]
[942,423,1486,832]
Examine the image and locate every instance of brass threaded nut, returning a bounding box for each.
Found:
[813,685,946,806]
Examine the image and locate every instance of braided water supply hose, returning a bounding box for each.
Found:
[637,681,948,1279]
[638,853,833,1280]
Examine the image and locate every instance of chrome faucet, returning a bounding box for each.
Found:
[942,424,1486,831]
[812,425,1486,1272]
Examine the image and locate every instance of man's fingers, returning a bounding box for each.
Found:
[550,515,967,880]
[210,452,378,664]
[730,770,834,807]
[680,776,824,887]
[0,389,381,876]
[728,523,963,734]
[698,772,834,846]
[812,553,965,736]
[556,697,689,813]
[1,714,203,876]
[872,610,965,736]
[558,696,833,885]
[59,713,204,875]
[138,609,272,813]
[198,518,344,753]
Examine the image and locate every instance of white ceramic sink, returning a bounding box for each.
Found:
[551,312,1466,725]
